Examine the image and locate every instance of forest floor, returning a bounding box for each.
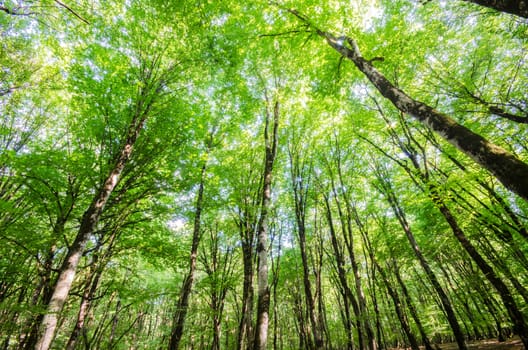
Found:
[390,337,524,349]
[436,337,523,350]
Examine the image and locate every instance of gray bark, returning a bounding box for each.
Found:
[287,9,528,201]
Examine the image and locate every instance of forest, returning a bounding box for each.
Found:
[1,0,528,349]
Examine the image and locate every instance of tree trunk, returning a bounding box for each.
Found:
[168,157,208,350]
[335,155,377,350]
[323,193,362,350]
[383,109,528,346]
[253,99,279,350]
[34,74,158,350]
[391,260,434,350]
[235,166,261,350]
[237,239,255,350]
[287,9,528,201]
[289,145,323,350]
[65,229,118,350]
[374,260,420,350]
[373,171,468,350]
[200,225,234,350]
[433,195,528,347]
[464,0,528,18]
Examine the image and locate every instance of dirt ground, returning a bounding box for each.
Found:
[436,337,523,349]
[390,337,524,349]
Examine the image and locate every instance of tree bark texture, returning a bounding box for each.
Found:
[465,0,528,18]
[65,228,118,350]
[253,100,279,350]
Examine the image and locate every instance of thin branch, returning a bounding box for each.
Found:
[54,0,89,24]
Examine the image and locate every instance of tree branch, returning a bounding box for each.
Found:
[54,0,89,24]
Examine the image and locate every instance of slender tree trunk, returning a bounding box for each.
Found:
[334,156,376,350]
[373,103,528,345]
[237,239,255,350]
[34,114,148,350]
[200,226,234,350]
[253,100,279,350]
[323,193,362,350]
[373,260,420,350]
[21,245,56,350]
[289,146,323,349]
[65,229,118,350]
[391,260,434,350]
[374,172,468,350]
[287,9,528,201]
[32,63,168,348]
[168,157,208,350]
[315,220,332,349]
[432,195,528,347]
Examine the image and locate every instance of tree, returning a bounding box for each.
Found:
[253,95,279,350]
[168,134,214,350]
[34,29,185,347]
[284,8,528,202]
[2,1,528,349]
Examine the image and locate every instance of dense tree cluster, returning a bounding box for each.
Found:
[1,1,527,349]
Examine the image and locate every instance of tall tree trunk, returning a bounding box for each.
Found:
[373,170,468,350]
[373,260,420,350]
[391,259,434,350]
[333,152,377,350]
[33,65,163,349]
[21,245,57,350]
[463,0,528,18]
[34,113,149,350]
[168,154,208,350]
[253,99,279,350]
[432,194,528,347]
[237,238,255,350]
[288,145,323,349]
[286,9,528,201]
[323,193,362,350]
[200,225,235,350]
[381,110,528,346]
[360,212,434,350]
[65,228,118,350]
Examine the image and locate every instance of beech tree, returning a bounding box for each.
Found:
[1,0,527,349]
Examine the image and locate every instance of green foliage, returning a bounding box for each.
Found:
[1,0,528,348]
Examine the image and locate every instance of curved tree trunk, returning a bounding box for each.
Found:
[286,9,528,201]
